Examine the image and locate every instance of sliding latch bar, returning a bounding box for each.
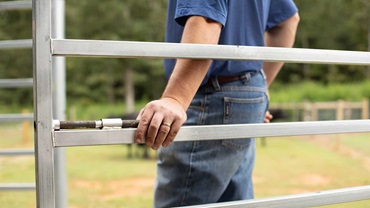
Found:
[53,119,139,130]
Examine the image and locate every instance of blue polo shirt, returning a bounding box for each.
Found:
[164,0,298,86]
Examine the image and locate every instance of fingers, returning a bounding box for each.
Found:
[264,111,273,123]
[134,99,187,150]
[146,113,164,148]
[162,120,181,147]
[152,121,172,150]
[135,108,154,144]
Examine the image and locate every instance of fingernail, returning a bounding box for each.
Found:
[135,138,142,143]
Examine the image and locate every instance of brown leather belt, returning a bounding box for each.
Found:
[205,74,246,87]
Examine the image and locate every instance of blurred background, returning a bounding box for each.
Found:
[0,0,370,207]
[1,0,370,111]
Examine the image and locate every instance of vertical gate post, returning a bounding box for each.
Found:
[52,0,67,207]
[32,0,55,207]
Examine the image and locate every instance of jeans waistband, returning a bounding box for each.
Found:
[201,70,265,91]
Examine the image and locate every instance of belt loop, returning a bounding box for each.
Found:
[241,73,251,84]
[212,76,221,91]
[260,69,267,80]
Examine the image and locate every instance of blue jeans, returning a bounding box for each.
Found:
[154,71,268,207]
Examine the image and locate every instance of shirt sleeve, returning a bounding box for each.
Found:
[174,0,228,27]
[266,0,298,31]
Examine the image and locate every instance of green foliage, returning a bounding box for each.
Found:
[67,100,147,120]
[65,0,168,104]
[270,80,370,103]
[0,0,369,107]
[279,0,370,84]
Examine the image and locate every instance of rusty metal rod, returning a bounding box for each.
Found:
[55,119,139,130]
[59,120,97,129]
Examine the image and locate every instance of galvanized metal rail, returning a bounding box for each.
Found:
[180,186,370,208]
[0,113,33,122]
[32,0,370,207]
[53,119,370,147]
[0,39,32,49]
[0,149,34,156]
[0,1,32,11]
[52,39,370,65]
[0,183,35,191]
[0,78,33,88]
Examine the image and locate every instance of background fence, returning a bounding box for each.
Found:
[0,0,35,192]
[269,99,369,122]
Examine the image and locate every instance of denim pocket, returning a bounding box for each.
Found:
[222,95,266,150]
[223,96,266,124]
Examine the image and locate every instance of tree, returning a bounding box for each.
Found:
[0,6,33,107]
[1,0,369,107]
[65,0,167,105]
[277,0,369,85]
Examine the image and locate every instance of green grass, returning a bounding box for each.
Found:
[66,146,157,208]
[270,81,370,103]
[254,135,370,208]
[341,133,370,155]
[2,81,370,116]
[66,101,148,120]
[254,136,370,205]
[1,125,370,207]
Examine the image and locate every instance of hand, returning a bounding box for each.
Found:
[264,111,273,123]
[134,98,187,150]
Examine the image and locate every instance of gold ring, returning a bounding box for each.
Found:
[162,122,171,128]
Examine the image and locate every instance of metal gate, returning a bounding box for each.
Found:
[0,0,34,192]
[32,0,370,207]
[0,1,67,206]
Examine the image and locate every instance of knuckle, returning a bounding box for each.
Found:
[135,131,144,138]
[169,132,177,140]
[145,138,154,146]
[140,117,150,125]
[159,128,169,134]
[150,123,160,130]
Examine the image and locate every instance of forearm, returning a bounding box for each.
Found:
[263,13,300,87]
[161,16,222,109]
[162,59,211,110]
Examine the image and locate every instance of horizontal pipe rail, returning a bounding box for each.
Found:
[52,39,370,65]
[181,185,370,208]
[54,120,370,147]
[270,102,365,110]
[0,113,33,122]
[0,78,33,88]
[0,183,35,191]
[0,39,32,49]
[54,119,139,130]
[0,149,34,156]
[0,1,32,11]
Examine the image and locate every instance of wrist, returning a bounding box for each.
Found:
[160,96,187,112]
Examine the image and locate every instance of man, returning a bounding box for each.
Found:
[134,0,299,207]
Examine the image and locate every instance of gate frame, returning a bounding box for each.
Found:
[32,0,370,207]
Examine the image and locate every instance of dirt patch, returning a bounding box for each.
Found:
[0,156,33,163]
[299,173,331,186]
[303,134,370,171]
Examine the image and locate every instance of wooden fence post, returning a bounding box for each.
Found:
[362,98,369,119]
[336,100,344,120]
[22,109,30,144]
